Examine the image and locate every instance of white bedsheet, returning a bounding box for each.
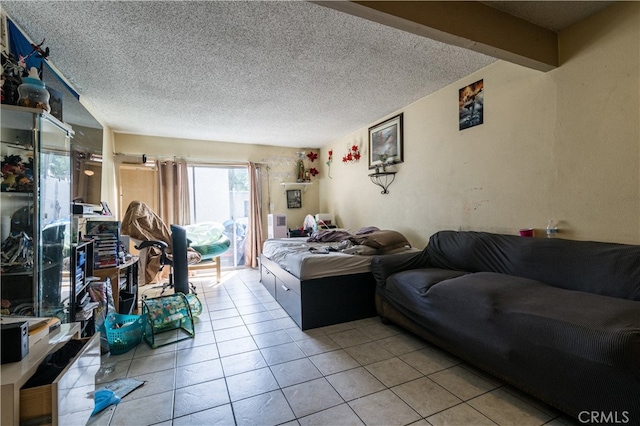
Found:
[262,238,376,280]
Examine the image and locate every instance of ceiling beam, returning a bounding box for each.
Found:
[314,1,558,72]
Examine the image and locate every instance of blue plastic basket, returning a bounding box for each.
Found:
[105,312,146,355]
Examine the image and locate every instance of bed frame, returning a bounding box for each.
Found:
[259,254,377,330]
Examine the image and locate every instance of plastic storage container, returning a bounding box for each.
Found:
[104,312,146,355]
[17,68,51,112]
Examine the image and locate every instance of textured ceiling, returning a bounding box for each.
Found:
[483,1,613,32]
[2,1,613,149]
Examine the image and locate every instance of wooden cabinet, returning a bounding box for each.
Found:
[93,257,139,314]
[1,323,100,426]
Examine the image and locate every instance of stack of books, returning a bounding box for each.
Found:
[86,220,120,269]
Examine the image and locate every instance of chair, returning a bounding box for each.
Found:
[121,201,201,286]
[183,222,231,283]
[120,202,204,348]
[134,239,173,295]
[131,223,197,296]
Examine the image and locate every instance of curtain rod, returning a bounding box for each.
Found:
[113,152,268,166]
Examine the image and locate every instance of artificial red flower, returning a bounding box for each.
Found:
[306,151,318,162]
[353,151,361,160]
[351,145,358,152]
[309,167,319,176]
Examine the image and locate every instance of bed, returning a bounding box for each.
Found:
[259,227,415,330]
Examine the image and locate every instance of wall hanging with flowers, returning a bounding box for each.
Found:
[306,151,319,179]
[342,145,361,164]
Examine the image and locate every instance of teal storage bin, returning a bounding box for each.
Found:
[142,293,195,348]
[105,312,146,355]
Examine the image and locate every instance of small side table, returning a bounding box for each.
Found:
[93,256,139,313]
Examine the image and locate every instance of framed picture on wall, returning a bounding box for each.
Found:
[369,113,403,169]
[459,79,484,130]
[286,189,302,209]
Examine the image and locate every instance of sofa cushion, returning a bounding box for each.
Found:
[426,231,640,301]
[377,269,640,416]
[436,272,640,377]
[382,270,640,378]
[371,249,430,288]
[384,268,469,312]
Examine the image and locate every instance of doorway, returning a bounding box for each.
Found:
[188,165,249,267]
[118,163,158,254]
[118,164,158,219]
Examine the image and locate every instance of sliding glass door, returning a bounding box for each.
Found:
[187,165,249,267]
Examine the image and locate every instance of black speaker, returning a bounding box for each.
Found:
[1,321,29,364]
[170,224,189,295]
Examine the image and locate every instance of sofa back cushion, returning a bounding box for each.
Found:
[426,231,640,301]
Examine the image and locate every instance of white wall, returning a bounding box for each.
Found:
[319,2,640,247]
[103,3,639,247]
[112,134,321,233]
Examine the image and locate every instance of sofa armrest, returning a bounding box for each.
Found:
[371,249,429,287]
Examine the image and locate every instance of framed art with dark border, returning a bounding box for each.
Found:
[286,189,302,209]
[368,113,403,169]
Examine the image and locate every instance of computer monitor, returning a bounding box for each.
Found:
[170,224,189,294]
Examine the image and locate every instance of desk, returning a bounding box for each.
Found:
[1,323,100,426]
[93,257,139,313]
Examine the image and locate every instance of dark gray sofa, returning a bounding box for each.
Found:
[371,230,640,421]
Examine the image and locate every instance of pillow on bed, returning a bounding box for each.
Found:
[352,230,411,254]
[355,226,380,235]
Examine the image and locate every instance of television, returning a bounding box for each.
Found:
[170,224,189,295]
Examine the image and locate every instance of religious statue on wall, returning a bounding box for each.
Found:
[296,158,305,182]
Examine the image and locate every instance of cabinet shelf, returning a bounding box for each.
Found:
[0,141,32,150]
[74,281,88,297]
[1,105,73,318]
[1,190,33,194]
[2,262,59,276]
[0,270,34,277]
[0,323,99,426]
[280,182,313,193]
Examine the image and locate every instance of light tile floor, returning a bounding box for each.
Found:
[88,268,579,426]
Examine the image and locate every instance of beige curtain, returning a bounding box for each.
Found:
[245,162,263,268]
[157,159,190,226]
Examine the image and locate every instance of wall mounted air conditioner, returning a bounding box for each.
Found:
[268,214,288,239]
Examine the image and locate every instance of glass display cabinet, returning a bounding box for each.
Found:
[1,104,73,320]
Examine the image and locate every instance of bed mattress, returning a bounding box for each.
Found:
[262,238,375,280]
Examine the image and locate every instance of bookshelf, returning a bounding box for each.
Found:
[84,219,120,269]
[69,240,98,337]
